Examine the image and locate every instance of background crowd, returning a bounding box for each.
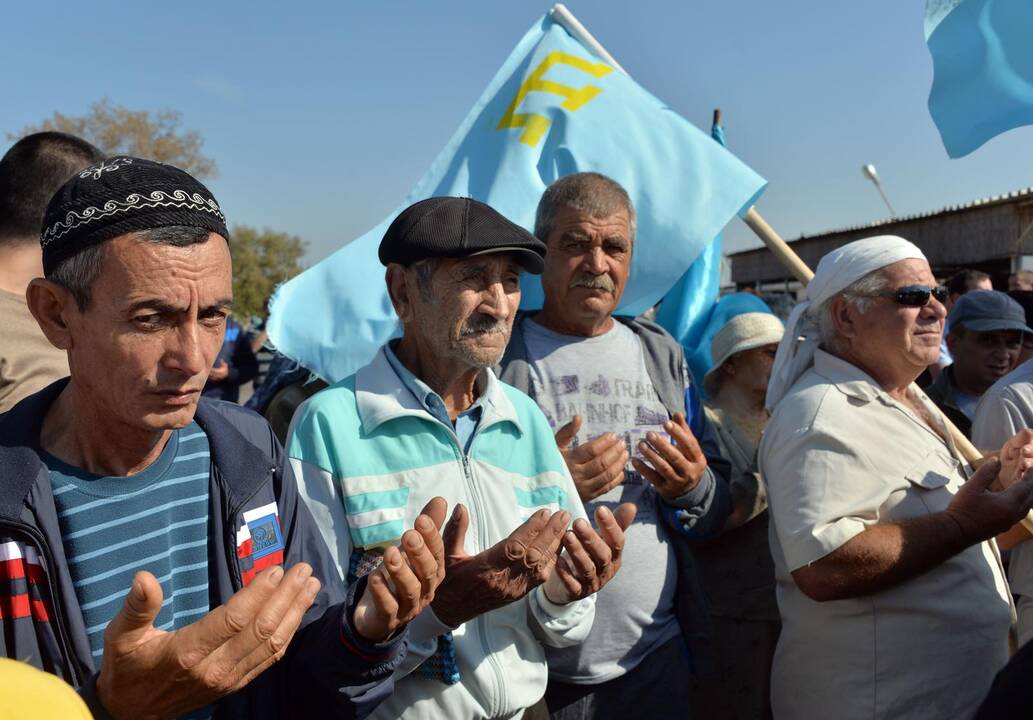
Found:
[4,125,1033,720]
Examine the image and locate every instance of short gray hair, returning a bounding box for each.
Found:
[534,172,636,243]
[810,268,891,348]
[408,257,440,303]
[46,225,214,309]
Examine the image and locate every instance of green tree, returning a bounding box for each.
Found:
[11,98,216,179]
[228,225,307,321]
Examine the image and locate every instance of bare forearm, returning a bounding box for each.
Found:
[793,512,972,602]
[997,522,1033,551]
[794,453,1033,601]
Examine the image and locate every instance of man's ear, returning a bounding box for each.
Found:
[945,330,961,353]
[26,278,77,351]
[829,296,859,343]
[722,355,738,377]
[386,264,414,323]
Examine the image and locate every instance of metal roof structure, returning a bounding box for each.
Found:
[729,186,1033,286]
[792,187,1033,240]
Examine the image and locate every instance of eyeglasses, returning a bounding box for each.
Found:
[879,284,949,307]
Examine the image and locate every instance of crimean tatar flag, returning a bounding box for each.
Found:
[927,0,1033,157]
[268,9,766,382]
[656,118,729,381]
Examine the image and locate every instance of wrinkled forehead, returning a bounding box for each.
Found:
[552,206,632,241]
[101,233,233,305]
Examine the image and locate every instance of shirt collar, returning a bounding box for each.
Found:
[812,349,958,453]
[355,344,522,436]
[383,341,488,426]
[812,349,884,404]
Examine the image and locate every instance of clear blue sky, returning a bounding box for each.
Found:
[3,1,1031,263]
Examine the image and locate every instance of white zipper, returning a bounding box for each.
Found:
[445,422,508,717]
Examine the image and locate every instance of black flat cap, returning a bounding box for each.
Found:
[378,196,545,274]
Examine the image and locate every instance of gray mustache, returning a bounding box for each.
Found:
[460,315,508,337]
[570,273,615,292]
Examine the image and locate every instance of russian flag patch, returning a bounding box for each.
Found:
[237,502,285,586]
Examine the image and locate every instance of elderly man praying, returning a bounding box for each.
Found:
[760,235,1033,720]
[287,197,634,719]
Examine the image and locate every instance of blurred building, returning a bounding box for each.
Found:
[728,186,1033,303]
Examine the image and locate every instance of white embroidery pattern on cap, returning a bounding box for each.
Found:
[41,190,225,247]
[79,157,135,180]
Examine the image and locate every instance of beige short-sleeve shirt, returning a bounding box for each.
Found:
[0,289,68,413]
[759,350,1011,720]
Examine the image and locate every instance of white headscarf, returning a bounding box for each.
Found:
[765,235,927,410]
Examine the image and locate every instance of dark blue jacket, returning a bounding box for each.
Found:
[0,379,407,719]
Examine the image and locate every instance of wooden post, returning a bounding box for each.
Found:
[741,205,1033,534]
[742,207,814,284]
[550,4,628,75]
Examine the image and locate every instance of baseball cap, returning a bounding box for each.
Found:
[948,290,1033,334]
[378,196,546,274]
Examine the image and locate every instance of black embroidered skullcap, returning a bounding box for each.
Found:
[378,196,546,274]
[40,156,229,274]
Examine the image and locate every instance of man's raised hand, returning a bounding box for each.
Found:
[631,412,708,500]
[555,415,629,502]
[998,429,1033,489]
[97,498,449,719]
[543,503,637,604]
[948,457,1033,542]
[431,504,571,627]
[208,359,230,382]
[352,497,448,642]
[98,563,321,720]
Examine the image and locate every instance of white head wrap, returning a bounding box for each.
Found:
[765,235,927,410]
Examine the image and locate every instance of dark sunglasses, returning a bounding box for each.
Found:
[880,284,949,307]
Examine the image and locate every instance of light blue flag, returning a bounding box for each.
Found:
[268,10,766,383]
[927,0,1033,158]
[655,119,728,382]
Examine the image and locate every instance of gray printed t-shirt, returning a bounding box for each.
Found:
[522,317,680,684]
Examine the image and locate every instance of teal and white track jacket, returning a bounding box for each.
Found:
[287,347,594,719]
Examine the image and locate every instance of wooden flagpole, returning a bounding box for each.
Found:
[550,4,628,74]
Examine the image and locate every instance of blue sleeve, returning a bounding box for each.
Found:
[224,329,260,386]
[244,353,306,415]
[660,399,732,541]
[684,384,704,438]
[286,576,409,719]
